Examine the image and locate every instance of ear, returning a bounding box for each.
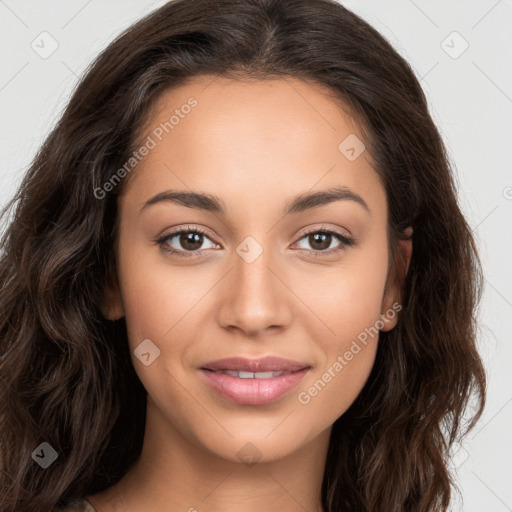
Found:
[101,263,125,321]
[380,227,413,332]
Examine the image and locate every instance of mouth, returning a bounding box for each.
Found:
[200,355,311,373]
[202,369,297,379]
[198,356,312,405]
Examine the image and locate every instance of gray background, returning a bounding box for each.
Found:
[1,1,511,510]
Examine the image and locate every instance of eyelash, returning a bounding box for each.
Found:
[155,225,355,259]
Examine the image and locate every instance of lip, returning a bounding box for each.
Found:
[200,356,311,373]
[198,356,312,405]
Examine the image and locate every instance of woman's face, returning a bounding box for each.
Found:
[105,75,407,464]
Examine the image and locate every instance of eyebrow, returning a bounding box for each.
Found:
[139,185,370,216]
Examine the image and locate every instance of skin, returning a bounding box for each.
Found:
[88,75,412,512]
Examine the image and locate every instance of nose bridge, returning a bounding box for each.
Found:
[218,234,290,335]
[235,235,274,294]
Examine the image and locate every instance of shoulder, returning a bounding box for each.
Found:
[60,499,97,512]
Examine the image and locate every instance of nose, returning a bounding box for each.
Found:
[216,239,293,338]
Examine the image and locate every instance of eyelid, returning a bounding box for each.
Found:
[295,224,352,240]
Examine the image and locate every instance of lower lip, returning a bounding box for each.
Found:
[199,368,310,405]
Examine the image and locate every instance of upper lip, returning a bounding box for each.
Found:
[200,356,311,373]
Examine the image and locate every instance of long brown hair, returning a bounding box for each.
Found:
[0,0,486,510]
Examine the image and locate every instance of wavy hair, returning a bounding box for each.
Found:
[0,0,486,510]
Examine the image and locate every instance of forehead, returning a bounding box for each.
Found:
[120,75,386,219]
[142,74,363,152]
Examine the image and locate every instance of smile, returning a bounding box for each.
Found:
[199,367,311,405]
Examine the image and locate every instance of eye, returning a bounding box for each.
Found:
[155,225,218,258]
[294,228,355,256]
[155,225,355,258]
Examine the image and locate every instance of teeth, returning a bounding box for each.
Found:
[218,370,287,378]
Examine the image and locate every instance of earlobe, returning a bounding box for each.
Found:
[101,298,125,321]
[101,271,125,321]
[395,228,413,283]
[380,227,413,332]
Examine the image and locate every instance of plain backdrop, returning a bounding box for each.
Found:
[1,1,511,511]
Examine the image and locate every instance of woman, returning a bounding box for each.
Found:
[0,0,486,511]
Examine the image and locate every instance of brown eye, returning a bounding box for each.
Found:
[308,232,333,251]
[179,231,204,251]
[295,228,354,255]
[156,227,217,257]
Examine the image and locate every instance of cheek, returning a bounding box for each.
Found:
[292,244,388,420]
[116,236,203,352]
[296,338,378,429]
[295,269,386,424]
[115,250,198,413]
[300,242,389,343]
